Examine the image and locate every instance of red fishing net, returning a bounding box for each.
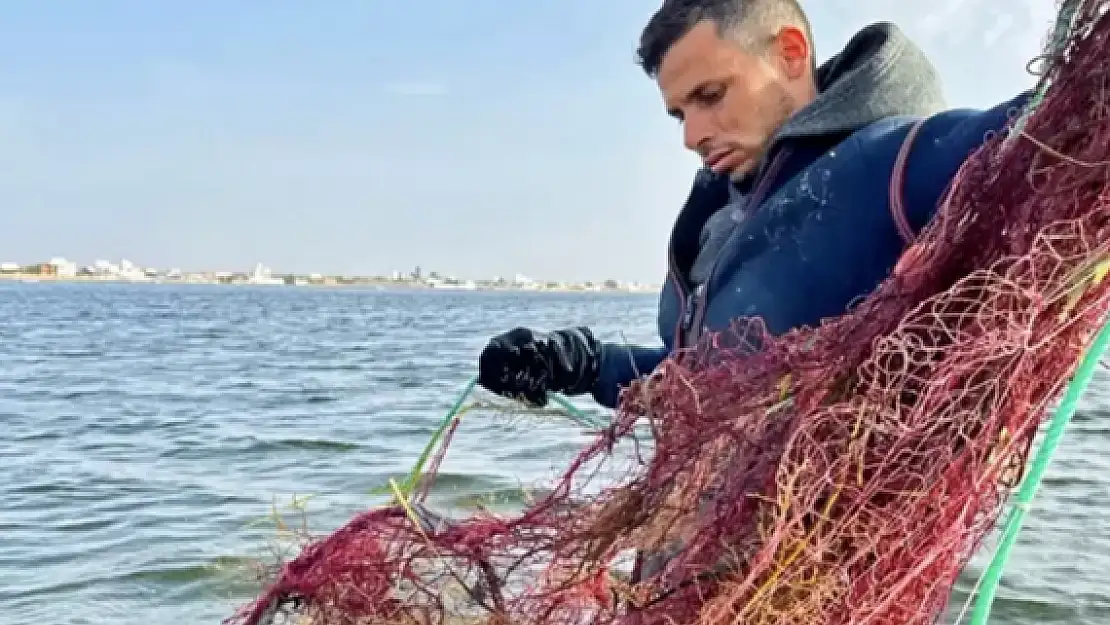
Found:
[229,2,1110,624]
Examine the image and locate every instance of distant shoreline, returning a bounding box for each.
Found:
[0,273,659,295]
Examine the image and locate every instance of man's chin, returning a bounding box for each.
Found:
[727,163,756,182]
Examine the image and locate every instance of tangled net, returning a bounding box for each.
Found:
[229,2,1110,624]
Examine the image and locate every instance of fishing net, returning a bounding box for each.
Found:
[228,2,1110,624]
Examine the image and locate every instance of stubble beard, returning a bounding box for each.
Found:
[729,84,798,183]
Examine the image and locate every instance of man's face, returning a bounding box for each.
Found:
[657,21,811,180]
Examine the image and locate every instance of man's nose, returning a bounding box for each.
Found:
[683,115,712,153]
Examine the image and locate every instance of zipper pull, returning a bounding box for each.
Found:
[682,297,696,331]
[682,284,705,331]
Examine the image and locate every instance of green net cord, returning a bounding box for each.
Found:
[967,317,1110,624]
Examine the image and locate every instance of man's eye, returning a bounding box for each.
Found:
[698,90,724,105]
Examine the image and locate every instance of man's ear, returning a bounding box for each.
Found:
[773,26,811,80]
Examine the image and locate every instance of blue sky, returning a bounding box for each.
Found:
[0,1,1056,282]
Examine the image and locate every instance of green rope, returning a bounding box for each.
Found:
[966,2,1096,621]
[546,391,607,429]
[386,376,602,501]
[967,319,1110,623]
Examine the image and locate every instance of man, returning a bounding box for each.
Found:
[477,0,1030,410]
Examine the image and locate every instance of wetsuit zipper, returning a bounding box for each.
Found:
[668,259,691,351]
[681,288,697,331]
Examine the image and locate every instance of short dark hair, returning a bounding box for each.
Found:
[636,0,815,77]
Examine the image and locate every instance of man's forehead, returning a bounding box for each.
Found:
[657,22,740,96]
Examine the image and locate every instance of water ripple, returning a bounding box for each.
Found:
[0,282,1105,625]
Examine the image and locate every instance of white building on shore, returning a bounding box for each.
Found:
[248,263,283,285]
[47,257,78,278]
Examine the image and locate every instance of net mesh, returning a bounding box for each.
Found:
[228,2,1110,624]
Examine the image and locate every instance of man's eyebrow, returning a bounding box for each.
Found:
[665,83,705,120]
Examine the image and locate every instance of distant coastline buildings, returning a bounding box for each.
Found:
[0,258,659,293]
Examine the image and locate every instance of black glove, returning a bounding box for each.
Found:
[477,326,601,406]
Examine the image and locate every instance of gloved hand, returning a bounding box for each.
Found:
[477,326,601,406]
